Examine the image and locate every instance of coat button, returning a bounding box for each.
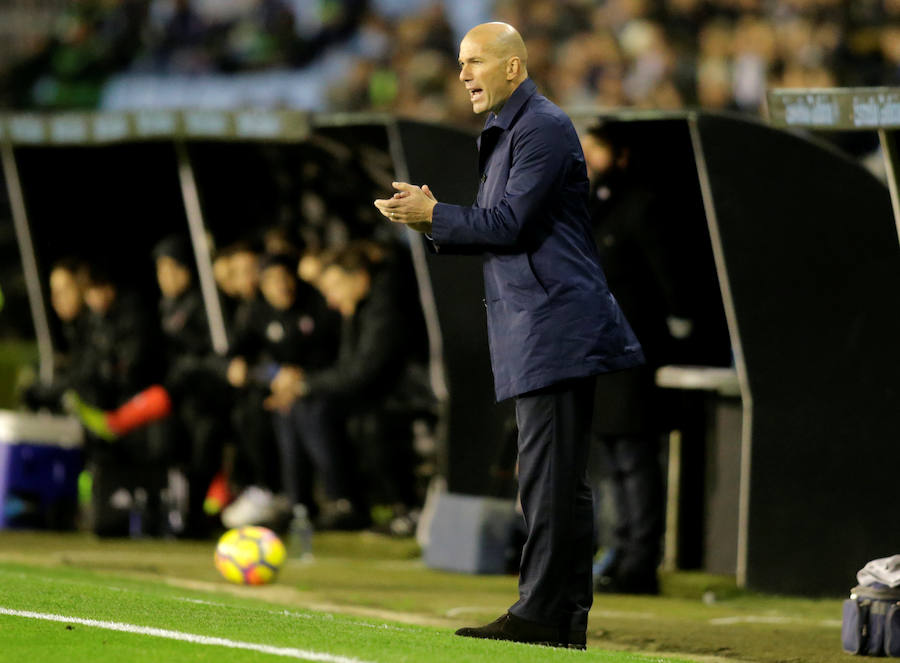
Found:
[481,173,487,183]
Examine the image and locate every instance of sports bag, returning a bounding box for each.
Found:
[842,584,900,656]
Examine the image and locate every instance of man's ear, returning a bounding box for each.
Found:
[506,57,521,80]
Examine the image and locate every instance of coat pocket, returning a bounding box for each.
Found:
[492,253,548,298]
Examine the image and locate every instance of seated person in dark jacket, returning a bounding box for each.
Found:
[225,253,363,529]
[218,241,284,527]
[269,242,427,527]
[24,258,91,412]
[216,240,263,341]
[69,261,167,537]
[152,235,232,535]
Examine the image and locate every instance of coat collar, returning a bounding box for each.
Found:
[482,78,537,132]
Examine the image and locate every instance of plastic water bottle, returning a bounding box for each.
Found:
[288,503,314,561]
[129,488,147,539]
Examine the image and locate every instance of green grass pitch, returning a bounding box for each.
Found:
[0,531,846,662]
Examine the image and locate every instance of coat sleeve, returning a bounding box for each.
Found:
[430,114,569,251]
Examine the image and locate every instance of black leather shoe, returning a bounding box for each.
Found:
[454,612,586,650]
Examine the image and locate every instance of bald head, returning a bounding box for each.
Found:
[464,22,528,69]
[458,22,529,114]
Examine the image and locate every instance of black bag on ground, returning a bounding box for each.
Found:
[843,584,900,656]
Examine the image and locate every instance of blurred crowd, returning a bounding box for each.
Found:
[335,0,900,126]
[0,0,366,108]
[23,227,434,542]
[3,0,900,120]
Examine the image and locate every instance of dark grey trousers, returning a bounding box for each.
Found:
[509,376,596,632]
[272,397,351,505]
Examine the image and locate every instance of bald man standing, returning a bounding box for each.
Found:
[375,23,644,649]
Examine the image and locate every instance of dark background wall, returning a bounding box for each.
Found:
[697,114,900,595]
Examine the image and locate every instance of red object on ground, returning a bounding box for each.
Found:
[106,385,173,436]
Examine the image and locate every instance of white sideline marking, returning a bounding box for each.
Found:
[174,597,227,607]
[0,607,374,663]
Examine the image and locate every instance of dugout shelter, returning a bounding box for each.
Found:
[2,99,900,596]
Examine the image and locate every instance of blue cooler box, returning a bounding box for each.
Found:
[0,410,83,529]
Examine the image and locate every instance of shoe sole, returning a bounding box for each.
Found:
[455,633,586,650]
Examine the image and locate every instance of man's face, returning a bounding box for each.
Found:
[581,134,615,180]
[458,35,512,114]
[156,256,191,299]
[49,268,82,322]
[84,284,116,315]
[231,250,259,300]
[297,252,324,285]
[260,265,296,311]
[317,266,368,318]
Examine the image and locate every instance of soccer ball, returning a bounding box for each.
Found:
[214,526,287,585]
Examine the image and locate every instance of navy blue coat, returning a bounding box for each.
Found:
[430,78,644,401]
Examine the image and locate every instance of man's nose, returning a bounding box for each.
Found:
[459,66,470,82]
